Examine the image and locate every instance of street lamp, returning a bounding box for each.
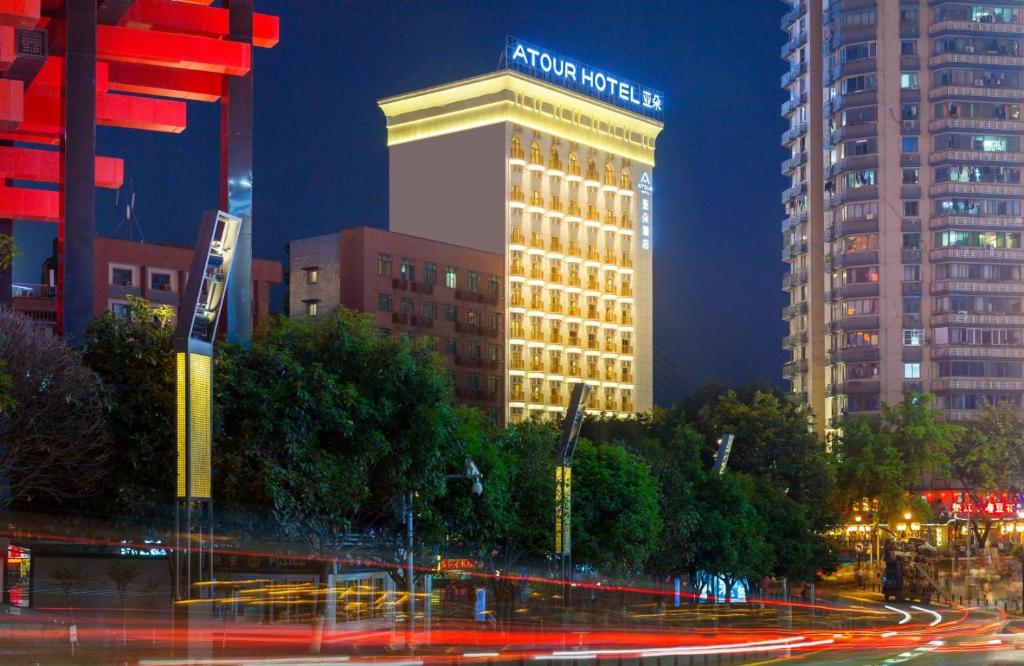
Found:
[403,459,483,647]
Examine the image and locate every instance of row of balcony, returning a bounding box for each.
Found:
[782,269,808,291]
[509,327,635,350]
[509,392,634,414]
[509,201,637,230]
[509,298,635,323]
[511,263,633,288]
[509,360,635,382]
[510,231,636,265]
[509,154,635,191]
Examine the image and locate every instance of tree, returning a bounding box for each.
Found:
[882,394,960,487]
[690,472,774,604]
[51,564,85,624]
[0,234,19,271]
[953,401,1024,549]
[0,311,109,506]
[80,297,176,522]
[834,417,907,524]
[106,561,139,646]
[571,438,661,577]
[213,309,462,596]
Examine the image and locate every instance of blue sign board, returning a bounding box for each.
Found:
[506,37,663,120]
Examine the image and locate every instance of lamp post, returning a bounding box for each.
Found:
[404,459,483,649]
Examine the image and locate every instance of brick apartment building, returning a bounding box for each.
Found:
[288,226,506,422]
[12,237,282,329]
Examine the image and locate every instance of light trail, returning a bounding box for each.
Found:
[910,605,942,627]
[884,605,912,625]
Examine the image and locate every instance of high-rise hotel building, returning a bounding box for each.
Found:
[781,0,1024,430]
[378,44,664,423]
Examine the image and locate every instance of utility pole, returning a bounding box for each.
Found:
[555,384,590,616]
[405,491,414,649]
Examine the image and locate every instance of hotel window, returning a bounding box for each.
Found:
[400,258,415,281]
[401,298,414,315]
[466,373,480,390]
[377,294,392,312]
[489,344,500,362]
[305,268,318,285]
[488,275,500,297]
[467,270,479,293]
[904,362,921,380]
[151,271,172,291]
[424,262,437,285]
[467,341,482,359]
[445,338,457,355]
[111,267,133,286]
[445,305,458,322]
[424,302,437,320]
[377,253,392,276]
[900,72,919,89]
[903,328,924,346]
[488,312,500,330]
[467,309,480,326]
[445,266,457,289]
[487,375,501,394]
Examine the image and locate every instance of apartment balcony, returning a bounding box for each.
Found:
[903,248,923,263]
[834,314,881,331]
[620,215,634,230]
[930,149,1024,166]
[510,293,526,309]
[548,270,564,284]
[903,281,923,296]
[621,313,634,326]
[455,290,500,307]
[568,364,582,377]
[829,123,878,144]
[620,285,633,298]
[830,347,880,364]
[783,301,808,319]
[529,358,545,372]
[510,388,526,401]
[548,157,564,173]
[780,30,807,58]
[781,151,807,174]
[831,282,879,300]
[932,378,1024,393]
[586,368,601,379]
[410,315,434,328]
[549,238,564,254]
[781,61,807,88]
[548,197,564,214]
[829,249,879,269]
[930,214,1024,230]
[568,333,581,346]
[928,52,1024,69]
[604,310,618,324]
[930,182,1024,197]
[932,345,1024,360]
[902,185,922,199]
[586,249,600,263]
[587,306,599,319]
[781,210,808,232]
[929,117,1024,134]
[566,163,582,179]
[510,187,526,204]
[529,329,544,342]
[828,58,876,85]
[902,218,922,233]
[391,312,409,325]
[782,359,808,378]
[929,19,1024,37]
[587,339,601,351]
[782,269,808,290]
[901,54,921,70]
[782,241,808,260]
[510,228,526,246]
[781,92,807,116]
[621,255,634,268]
[585,170,601,185]
[548,302,564,314]
[830,90,878,115]
[781,123,808,146]
[509,324,525,338]
[828,186,879,207]
[529,235,545,251]
[929,85,1024,102]
[932,311,1024,326]
[931,247,1024,262]
[830,217,879,239]
[510,356,526,370]
[781,181,807,203]
[529,297,544,310]
[830,379,881,396]
[567,241,582,258]
[604,341,619,353]
[510,262,525,277]
[782,331,808,349]
[825,153,878,179]
[780,1,806,30]
[567,201,582,218]
[566,275,582,288]
[931,279,1024,295]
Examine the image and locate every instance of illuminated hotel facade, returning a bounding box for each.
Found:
[781,0,1024,431]
[379,45,663,423]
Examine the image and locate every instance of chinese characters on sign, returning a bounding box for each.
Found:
[507,38,664,119]
[945,491,1021,517]
[638,172,653,252]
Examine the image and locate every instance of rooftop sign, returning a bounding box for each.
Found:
[506,37,663,120]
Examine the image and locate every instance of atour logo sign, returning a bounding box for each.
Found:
[506,37,663,120]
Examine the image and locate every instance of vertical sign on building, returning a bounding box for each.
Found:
[638,172,653,252]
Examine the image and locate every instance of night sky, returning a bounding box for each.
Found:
[14,1,789,407]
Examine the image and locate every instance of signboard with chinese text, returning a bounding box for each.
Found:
[506,37,664,120]
[638,171,653,252]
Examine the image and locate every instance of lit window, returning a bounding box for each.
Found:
[904,362,921,379]
[111,301,131,319]
[377,253,392,276]
[306,268,318,285]
[151,272,172,291]
[903,328,924,346]
[307,301,318,317]
[400,258,414,281]
[900,72,918,89]
[445,266,457,289]
[901,137,918,153]
[489,275,500,297]
[467,270,479,293]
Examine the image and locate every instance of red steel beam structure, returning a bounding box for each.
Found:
[0,0,277,336]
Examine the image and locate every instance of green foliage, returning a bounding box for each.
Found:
[0,234,20,271]
[214,308,460,549]
[81,301,176,522]
[571,438,661,576]
[0,357,14,416]
[954,401,1024,493]
[882,394,961,484]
